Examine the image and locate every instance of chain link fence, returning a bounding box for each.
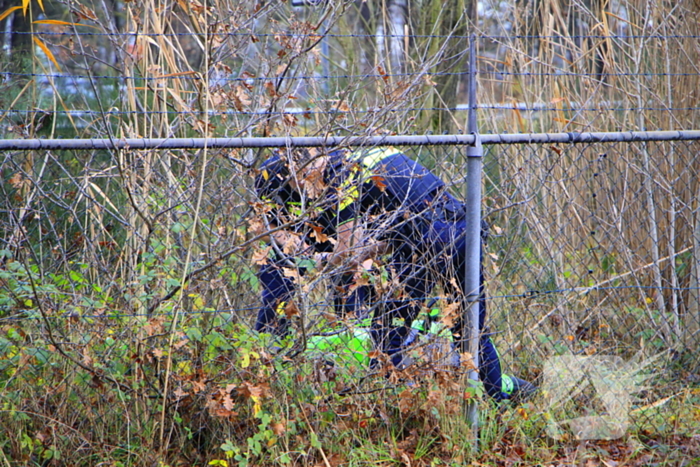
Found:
[2,134,699,463]
[483,139,700,438]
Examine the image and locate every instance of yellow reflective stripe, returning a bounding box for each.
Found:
[338,186,359,211]
[338,164,361,211]
[276,301,287,316]
[339,147,399,211]
[349,146,401,168]
[391,317,406,327]
[337,216,358,227]
[261,197,279,211]
[286,201,324,217]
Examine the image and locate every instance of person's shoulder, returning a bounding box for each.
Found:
[259,152,291,180]
[324,148,350,174]
[255,153,289,197]
[326,148,348,162]
[260,153,283,169]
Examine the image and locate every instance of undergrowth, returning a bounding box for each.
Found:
[1,254,699,466]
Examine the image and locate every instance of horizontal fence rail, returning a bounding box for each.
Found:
[2,130,700,150]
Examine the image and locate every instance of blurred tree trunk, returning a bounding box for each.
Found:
[679,1,700,358]
[686,179,700,355]
[354,0,474,133]
[0,2,32,69]
[375,0,408,75]
[1,0,68,74]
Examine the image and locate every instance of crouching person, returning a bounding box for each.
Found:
[252,146,536,402]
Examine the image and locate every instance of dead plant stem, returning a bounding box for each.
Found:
[158,0,212,448]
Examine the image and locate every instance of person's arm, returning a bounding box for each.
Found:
[320,219,387,268]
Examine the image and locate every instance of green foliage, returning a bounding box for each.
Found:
[1,199,697,466]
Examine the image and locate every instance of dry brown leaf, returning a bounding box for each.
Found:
[441,302,460,328]
[371,175,387,191]
[143,316,165,336]
[76,3,98,21]
[247,217,266,237]
[192,379,206,393]
[307,222,328,243]
[460,352,477,371]
[264,81,279,97]
[348,271,370,291]
[173,387,188,400]
[283,113,297,127]
[301,166,326,199]
[398,388,415,414]
[272,421,286,435]
[33,37,62,71]
[222,393,234,411]
[251,245,272,265]
[0,6,23,23]
[284,301,299,319]
[282,267,302,282]
[239,381,271,399]
[280,231,302,255]
[8,173,24,188]
[232,85,251,110]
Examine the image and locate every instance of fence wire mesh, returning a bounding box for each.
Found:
[482,139,700,432]
[2,137,700,464]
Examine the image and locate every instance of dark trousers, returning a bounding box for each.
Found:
[374,213,507,401]
[255,260,295,336]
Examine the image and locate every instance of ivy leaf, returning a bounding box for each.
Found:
[241,351,250,369]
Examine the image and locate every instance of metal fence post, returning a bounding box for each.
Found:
[464,33,483,439]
